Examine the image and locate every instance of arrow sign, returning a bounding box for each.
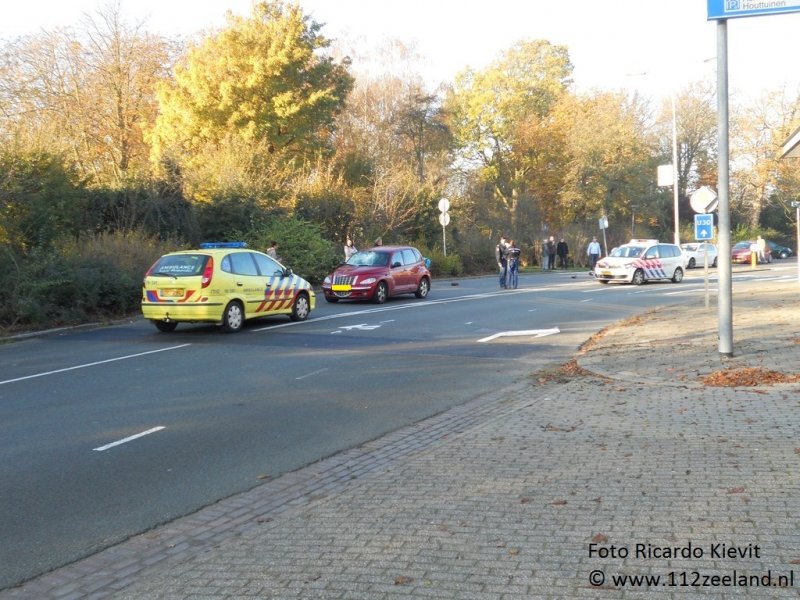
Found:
[694,214,714,241]
[478,328,560,343]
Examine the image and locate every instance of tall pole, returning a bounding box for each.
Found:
[796,204,800,285]
[672,94,680,246]
[717,20,733,357]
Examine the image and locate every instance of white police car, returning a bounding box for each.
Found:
[595,239,686,285]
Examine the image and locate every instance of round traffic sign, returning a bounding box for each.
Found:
[438,198,450,213]
[690,186,718,214]
[439,212,451,226]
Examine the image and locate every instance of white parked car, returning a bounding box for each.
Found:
[595,239,687,285]
[680,242,718,268]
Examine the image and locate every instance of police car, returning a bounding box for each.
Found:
[141,242,315,332]
[595,239,686,285]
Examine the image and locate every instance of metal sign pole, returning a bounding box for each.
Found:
[716,20,733,357]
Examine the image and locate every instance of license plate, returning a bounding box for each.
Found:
[160,288,184,297]
[331,284,351,292]
[600,271,612,277]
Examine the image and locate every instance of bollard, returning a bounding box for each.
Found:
[751,251,757,268]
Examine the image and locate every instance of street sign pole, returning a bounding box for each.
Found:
[438,198,450,257]
[705,0,800,355]
[694,213,714,310]
[793,201,800,285]
[716,19,733,357]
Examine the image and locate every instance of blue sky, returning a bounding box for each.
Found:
[2,0,799,101]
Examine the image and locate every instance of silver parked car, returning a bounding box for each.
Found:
[680,242,718,268]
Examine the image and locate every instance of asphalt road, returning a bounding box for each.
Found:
[0,266,775,589]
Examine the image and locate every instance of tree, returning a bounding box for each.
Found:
[444,40,573,239]
[0,2,174,186]
[730,87,800,229]
[149,0,354,193]
[557,91,655,235]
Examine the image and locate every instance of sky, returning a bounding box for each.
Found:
[2,0,799,103]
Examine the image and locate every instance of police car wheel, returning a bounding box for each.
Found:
[290,293,310,321]
[632,269,645,286]
[671,267,684,283]
[222,301,244,333]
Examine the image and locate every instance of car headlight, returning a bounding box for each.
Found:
[323,275,331,284]
[360,277,377,285]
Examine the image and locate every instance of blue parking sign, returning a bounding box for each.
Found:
[694,214,714,240]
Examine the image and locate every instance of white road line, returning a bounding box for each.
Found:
[93,426,165,452]
[296,367,329,380]
[0,344,191,386]
[251,288,553,332]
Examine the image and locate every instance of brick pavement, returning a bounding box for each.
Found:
[3,278,799,599]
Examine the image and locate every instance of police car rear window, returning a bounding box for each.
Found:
[151,254,208,276]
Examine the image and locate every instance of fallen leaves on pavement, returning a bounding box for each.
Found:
[700,367,800,387]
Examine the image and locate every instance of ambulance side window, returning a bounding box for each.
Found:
[252,253,284,277]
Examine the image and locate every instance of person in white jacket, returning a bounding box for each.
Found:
[587,237,601,272]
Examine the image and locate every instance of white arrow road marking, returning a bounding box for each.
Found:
[93,426,165,452]
[477,327,560,343]
[337,323,382,331]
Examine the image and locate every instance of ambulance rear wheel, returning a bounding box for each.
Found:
[222,301,244,333]
[154,320,177,332]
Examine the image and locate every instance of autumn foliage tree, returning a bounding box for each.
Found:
[445,40,573,242]
[148,0,354,202]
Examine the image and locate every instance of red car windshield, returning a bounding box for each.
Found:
[347,251,390,267]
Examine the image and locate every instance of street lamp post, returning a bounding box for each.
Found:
[631,205,637,238]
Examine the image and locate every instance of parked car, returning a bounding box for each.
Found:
[141,242,315,333]
[680,242,718,268]
[767,240,793,259]
[730,240,774,264]
[322,245,431,303]
[594,239,686,285]
[731,241,755,264]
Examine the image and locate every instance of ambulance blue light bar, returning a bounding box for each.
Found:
[199,241,248,249]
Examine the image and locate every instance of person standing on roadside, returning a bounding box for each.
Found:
[506,239,521,289]
[556,238,569,269]
[495,237,508,288]
[266,241,279,260]
[546,236,557,271]
[756,235,767,263]
[541,239,549,270]
[587,236,601,272]
[344,236,357,261]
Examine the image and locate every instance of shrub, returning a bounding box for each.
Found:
[243,216,339,284]
[0,231,180,332]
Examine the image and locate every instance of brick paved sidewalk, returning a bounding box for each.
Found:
[4,279,799,599]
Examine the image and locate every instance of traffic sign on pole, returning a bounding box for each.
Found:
[694,214,714,241]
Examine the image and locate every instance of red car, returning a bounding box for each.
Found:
[322,245,431,303]
[731,241,766,264]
